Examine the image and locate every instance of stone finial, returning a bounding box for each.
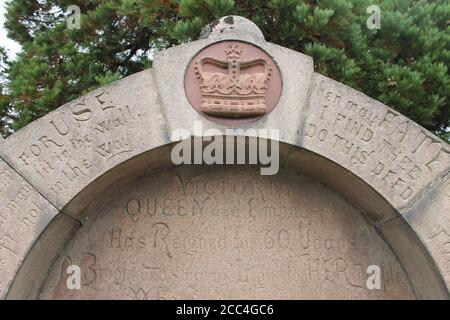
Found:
[200,15,265,42]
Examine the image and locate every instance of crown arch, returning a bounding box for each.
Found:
[0,16,449,299]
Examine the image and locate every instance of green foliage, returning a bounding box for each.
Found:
[0,0,449,143]
[0,47,11,137]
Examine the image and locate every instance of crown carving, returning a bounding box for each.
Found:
[194,44,272,117]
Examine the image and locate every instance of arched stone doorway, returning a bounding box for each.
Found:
[1,16,449,299]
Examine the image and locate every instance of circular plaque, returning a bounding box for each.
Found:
[185,41,282,125]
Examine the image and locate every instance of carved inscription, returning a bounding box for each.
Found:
[0,160,58,298]
[415,177,450,282]
[303,76,450,210]
[1,72,161,208]
[15,92,137,197]
[40,167,414,299]
[428,229,450,273]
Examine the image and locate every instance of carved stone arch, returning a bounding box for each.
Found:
[0,16,448,299]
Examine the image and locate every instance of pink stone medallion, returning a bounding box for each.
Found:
[185,41,282,125]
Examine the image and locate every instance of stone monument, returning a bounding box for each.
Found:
[0,16,449,300]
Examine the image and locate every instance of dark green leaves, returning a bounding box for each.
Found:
[0,0,448,142]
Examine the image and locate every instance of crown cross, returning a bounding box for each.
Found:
[225,45,243,58]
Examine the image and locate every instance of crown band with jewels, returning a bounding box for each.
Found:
[194,44,272,117]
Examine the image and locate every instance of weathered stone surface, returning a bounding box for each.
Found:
[39,166,414,299]
[378,215,449,300]
[153,18,313,144]
[0,157,59,298]
[0,15,449,300]
[402,173,450,292]
[200,16,265,42]
[5,213,80,299]
[299,73,450,217]
[0,70,168,214]
[285,148,398,222]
